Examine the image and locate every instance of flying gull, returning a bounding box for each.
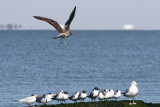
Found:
[33,6,76,46]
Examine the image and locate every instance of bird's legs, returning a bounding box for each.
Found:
[132,97,137,105]
[129,98,132,105]
[60,38,63,45]
[64,39,66,46]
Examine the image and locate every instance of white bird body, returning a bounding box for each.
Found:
[113,90,121,99]
[109,90,114,98]
[57,32,70,39]
[123,81,138,105]
[98,91,104,100]
[63,92,69,101]
[124,81,138,98]
[79,90,87,102]
[91,89,99,98]
[88,87,101,101]
[15,95,38,106]
[56,90,64,100]
[79,92,87,99]
[104,90,111,99]
[69,92,79,101]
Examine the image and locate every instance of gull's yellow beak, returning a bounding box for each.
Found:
[136,84,138,86]
[52,94,56,96]
[36,95,40,97]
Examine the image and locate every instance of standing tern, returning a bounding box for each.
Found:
[52,90,64,103]
[69,92,80,103]
[78,90,87,102]
[62,91,69,103]
[36,93,56,105]
[98,91,105,101]
[113,90,121,100]
[14,94,40,106]
[88,87,101,102]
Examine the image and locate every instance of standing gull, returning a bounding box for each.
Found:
[33,6,76,46]
[122,81,138,105]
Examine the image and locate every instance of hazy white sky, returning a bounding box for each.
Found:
[0,0,160,30]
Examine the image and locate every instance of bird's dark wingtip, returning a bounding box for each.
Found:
[33,16,38,19]
[74,6,76,11]
[33,16,42,19]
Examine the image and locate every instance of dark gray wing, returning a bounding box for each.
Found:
[78,93,81,99]
[69,94,75,100]
[52,94,58,100]
[124,88,129,96]
[114,90,118,95]
[64,6,76,32]
[89,91,94,97]
[33,16,63,33]
[36,95,45,102]
[125,88,129,93]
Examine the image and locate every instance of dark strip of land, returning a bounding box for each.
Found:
[31,100,160,107]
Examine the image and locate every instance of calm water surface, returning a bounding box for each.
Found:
[0,30,160,107]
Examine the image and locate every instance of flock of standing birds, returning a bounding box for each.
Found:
[14,81,138,106]
[14,6,139,106]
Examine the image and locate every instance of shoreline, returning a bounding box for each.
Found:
[31,100,160,107]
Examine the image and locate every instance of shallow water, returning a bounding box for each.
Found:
[0,30,160,107]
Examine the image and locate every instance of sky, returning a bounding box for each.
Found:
[0,0,160,30]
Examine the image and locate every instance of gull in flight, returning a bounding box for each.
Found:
[33,6,76,46]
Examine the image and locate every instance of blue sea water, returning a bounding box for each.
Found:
[0,30,160,107]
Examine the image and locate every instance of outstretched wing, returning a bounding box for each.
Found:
[33,16,63,33]
[64,6,76,32]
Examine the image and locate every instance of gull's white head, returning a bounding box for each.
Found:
[131,81,138,86]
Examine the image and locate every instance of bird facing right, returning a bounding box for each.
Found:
[123,81,138,105]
